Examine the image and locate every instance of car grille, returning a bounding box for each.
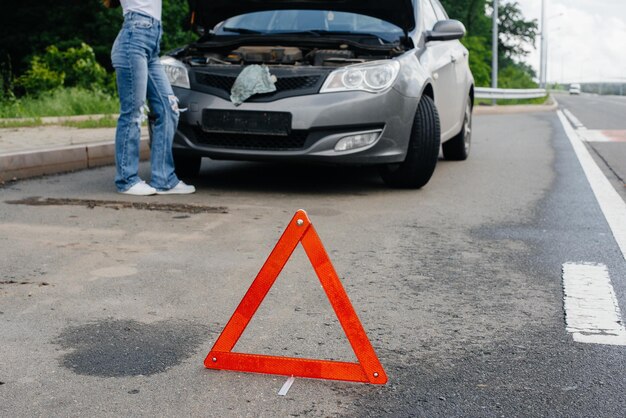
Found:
[191,67,330,102]
[196,73,320,93]
[195,73,235,92]
[193,128,308,151]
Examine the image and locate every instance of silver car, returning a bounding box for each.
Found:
[158,0,474,188]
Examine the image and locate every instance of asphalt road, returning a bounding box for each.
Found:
[1,107,625,417]
[557,92,626,130]
[556,92,626,201]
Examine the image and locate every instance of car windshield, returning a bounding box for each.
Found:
[215,10,404,43]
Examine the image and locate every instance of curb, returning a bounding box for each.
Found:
[0,114,118,125]
[0,138,149,183]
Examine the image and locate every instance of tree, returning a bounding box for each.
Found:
[162,1,197,54]
[461,36,492,87]
[496,1,538,63]
[440,0,539,88]
[0,1,120,75]
[440,0,491,36]
[0,0,194,86]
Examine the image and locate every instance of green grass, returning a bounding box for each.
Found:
[0,118,44,129]
[0,88,119,119]
[476,96,549,106]
[0,115,119,129]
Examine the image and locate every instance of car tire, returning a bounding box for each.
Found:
[379,95,440,189]
[174,152,202,178]
[442,98,472,161]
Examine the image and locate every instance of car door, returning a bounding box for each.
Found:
[431,0,468,138]
[417,0,458,139]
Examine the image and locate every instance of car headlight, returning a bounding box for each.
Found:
[161,56,190,89]
[320,61,400,94]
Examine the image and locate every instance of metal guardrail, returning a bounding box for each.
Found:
[475,87,547,99]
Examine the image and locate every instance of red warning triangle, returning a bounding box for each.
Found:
[204,209,387,384]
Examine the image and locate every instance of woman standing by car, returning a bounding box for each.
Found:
[108,0,195,195]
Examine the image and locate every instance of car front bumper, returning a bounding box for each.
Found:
[171,86,418,165]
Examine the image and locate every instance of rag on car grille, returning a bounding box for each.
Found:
[193,128,308,151]
[192,68,331,102]
[196,73,320,94]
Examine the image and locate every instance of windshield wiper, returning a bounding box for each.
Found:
[221,27,262,34]
[272,30,321,37]
[276,30,393,43]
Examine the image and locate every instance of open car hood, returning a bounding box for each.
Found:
[188,0,416,33]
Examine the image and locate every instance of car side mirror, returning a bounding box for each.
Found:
[426,20,466,42]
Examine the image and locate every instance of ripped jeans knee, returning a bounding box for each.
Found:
[167,95,183,122]
[134,102,150,126]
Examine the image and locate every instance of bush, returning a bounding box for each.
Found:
[15,56,65,96]
[61,44,108,90]
[462,36,491,87]
[161,0,198,52]
[15,43,108,96]
[104,71,118,96]
[0,55,16,100]
[498,65,538,89]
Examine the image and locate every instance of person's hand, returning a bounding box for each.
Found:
[103,0,121,9]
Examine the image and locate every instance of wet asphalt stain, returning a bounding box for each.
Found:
[0,280,49,286]
[55,319,207,377]
[6,197,228,214]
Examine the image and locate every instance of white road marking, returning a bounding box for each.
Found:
[278,376,295,396]
[576,130,611,142]
[576,129,626,143]
[562,108,584,128]
[562,263,626,346]
[557,110,626,261]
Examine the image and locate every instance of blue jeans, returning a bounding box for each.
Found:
[111,12,180,192]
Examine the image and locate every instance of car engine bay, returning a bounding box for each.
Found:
[180,42,406,68]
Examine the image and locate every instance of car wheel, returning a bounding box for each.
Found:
[379,95,440,189]
[174,152,202,178]
[442,98,472,161]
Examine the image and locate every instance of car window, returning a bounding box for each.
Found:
[216,10,404,42]
[421,0,439,30]
[430,0,449,21]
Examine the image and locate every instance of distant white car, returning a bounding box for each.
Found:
[569,83,581,95]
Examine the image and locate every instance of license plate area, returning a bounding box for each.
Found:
[202,110,292,136]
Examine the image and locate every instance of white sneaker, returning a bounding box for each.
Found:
[119,181,157,196]
[156,181,196,195]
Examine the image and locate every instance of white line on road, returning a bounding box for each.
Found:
[576,130,612,143]
[557,110,626,261]
[576,129,626,143]
[562,108,584,129]
[562,263,626,346]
